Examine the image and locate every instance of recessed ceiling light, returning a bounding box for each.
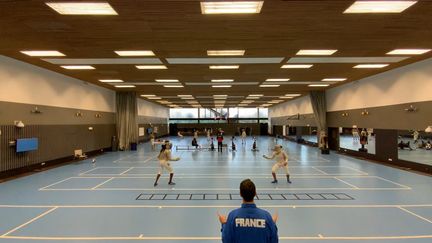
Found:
[260,84,280,87]
[213,95,228,97]
[178,95,193,97]
[344,1,417,14]
[246,97,260,99]
[61,65,95,70]
[387,49,431,55]
[280,96,294,99]
[354,64,389,68]
[296,50,338,56]
[181,97,195,100]
[322,78,347,82]
[200,1,264,14]
[249,94,263,97]
[148,97,162,100]
[213,97,227,100]
[164,85,184,88]
[211,79,234,83]
[212,85,232,88]
[115,85,136,88]
[285,94,301,97]
[136,65,167,69]
[156,79,179,83]
[209,65,240,69]
[308,84,330,87]
[141,94,156,97]
[207,50,245,56]
[281,64,313,69]
[20,50,65,57]
[45,2,118,15]
[265,78,290,82]
[115,51,155,56]
[99,79,123,83]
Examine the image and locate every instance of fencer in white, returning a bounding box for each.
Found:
[263,145,291,184]
[154,142,180,186]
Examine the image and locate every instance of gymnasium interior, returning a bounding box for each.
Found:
[0,1,431,242]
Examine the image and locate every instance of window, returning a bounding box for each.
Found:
[169,108,198,118]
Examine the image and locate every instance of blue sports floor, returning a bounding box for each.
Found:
[0,136,431,242]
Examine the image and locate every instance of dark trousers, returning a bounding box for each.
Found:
[218,142,223,152]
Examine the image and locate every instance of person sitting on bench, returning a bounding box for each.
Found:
[398,140,413,150]
[192,137,200,149]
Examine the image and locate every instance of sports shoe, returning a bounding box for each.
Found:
[271,180,278,184]
[168,182,176,185]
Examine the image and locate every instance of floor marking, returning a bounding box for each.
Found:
[333,177,359,189]
[1,204,432,209]
[71,175,377,179]
[139,234,143,238]
[1,207,58,236]
[120,167,135,175]
[38,177,74,191]
[79,167,102,176]
[39,187,411,191]
[1,235,432,241]
[311,167,329,175]
[372,176,411,189]
[340,166,369,175]
[80,173,367,176]
[91,178,115,190]
[398,207,432,224]
[318,234,324,238]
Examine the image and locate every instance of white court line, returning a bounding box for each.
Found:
[91,178,115,190]
[38,177,74,190]
[84,165,364,169]
[1,204,431,209]
[119,167,135,175]
[398,207,432,224]
[39,187,411,191]
[372,176,411,189]
[1,207,58,237]
[311,167,329,175]
[69,175,377,179]
[79,167,101,176]
[333,177,359,189]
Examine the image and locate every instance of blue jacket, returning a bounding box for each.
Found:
[221,203,278,243]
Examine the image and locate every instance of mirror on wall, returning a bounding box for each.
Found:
[339,126,375,154]
[398,130,432,166]
[300,126,318,144]
[287,126,297,140]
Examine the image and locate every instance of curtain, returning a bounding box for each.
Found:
[116,92,138,150]
[309,91,328,149]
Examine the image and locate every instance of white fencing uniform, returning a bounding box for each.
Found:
[265,151,289,174]
[157,149,179,174]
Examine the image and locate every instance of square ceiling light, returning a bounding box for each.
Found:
[207,50,245,56]
[61,65,95,70]
[20,50,65,57]
[115,51,155,56]
[322,78,347,82]
[354,64,389,68]
[387,49,431,55]
[46,2,118,15]
[266,78,290,82]
[209,65,240,69]
[344,1,417,13]
[201,1,264,14]
[99,79,123,83]
[296,50,338,56]
[281,64,313,69]
[136,65,167,69]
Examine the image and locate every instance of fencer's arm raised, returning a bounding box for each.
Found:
[263,152,276,160]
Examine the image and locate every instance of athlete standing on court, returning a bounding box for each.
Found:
[154,141,180,186]
[263,145,291,184]
[217,132,224,152]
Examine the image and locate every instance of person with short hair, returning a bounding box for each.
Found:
[218,179,278,243]
[217,133,224,152]
[154,141,180,186]
[263,145,291,184]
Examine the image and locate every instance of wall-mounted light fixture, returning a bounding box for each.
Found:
[30,106,42,114]
[95,113,102,118]
[361,110,369,116]
[341,112,349,117]
[405,105,418,112]
[14,121,25,128]
[75,111,83,117]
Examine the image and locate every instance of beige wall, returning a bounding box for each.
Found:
[327,57,432,112]
[0,55,115,112]
[269,95,313,118]
[137,98,169,118]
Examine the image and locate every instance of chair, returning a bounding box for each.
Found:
[74,149,87,159]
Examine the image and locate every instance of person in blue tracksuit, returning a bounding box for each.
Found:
[218,179,278,243]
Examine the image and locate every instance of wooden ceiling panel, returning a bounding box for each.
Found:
[0,0,431,107]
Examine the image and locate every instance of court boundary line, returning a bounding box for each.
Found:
[333,177,359,189]
[39,187,411,191]
[91,177,115,190]
[398,206,432,224]
[1,207,58,237]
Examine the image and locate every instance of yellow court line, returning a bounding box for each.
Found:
[311,167,329,175]
[1,207,58,237]
[119,167,135,175]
